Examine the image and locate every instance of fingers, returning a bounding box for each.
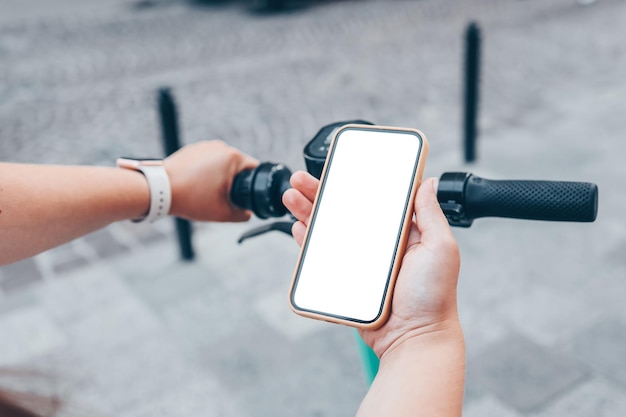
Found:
[292,221,307,246]
[282,188,312,225]
[290,170,319,203]
[283,170,319,225]
[285,171,318,247]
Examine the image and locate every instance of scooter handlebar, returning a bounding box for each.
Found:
[437,172,598,227]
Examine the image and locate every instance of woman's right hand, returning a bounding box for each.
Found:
[282,170,463,358]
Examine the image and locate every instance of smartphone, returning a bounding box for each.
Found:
[288,124,429,329]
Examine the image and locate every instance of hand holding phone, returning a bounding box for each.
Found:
[284,171,462,355]
[287,125,430,329]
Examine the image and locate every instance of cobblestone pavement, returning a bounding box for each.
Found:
[1,0,626,416]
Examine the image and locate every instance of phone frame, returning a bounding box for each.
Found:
[288,124,429,329]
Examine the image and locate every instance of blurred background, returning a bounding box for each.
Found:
[1,0,625,416]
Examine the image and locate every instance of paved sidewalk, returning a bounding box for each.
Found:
[1,0,626,416]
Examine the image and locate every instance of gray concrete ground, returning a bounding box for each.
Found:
[1,0,625,415]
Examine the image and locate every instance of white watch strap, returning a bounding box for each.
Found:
[116,158,172,223]
[136,165,171,223]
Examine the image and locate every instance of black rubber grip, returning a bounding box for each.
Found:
[464,176,598,222]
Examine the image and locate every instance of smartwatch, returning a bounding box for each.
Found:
[116,158,172,223]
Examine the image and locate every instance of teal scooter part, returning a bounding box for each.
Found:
[354,329,379,385]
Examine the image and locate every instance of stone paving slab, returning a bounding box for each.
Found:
[469,333,590,413]
[568,319,626,389]
[529,378,626,417]
[124,377,244,417]
[0,306,66,366]
[464,396,523,417]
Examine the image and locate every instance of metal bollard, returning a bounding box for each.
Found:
[463,21,481,163]
[158,87,195,261]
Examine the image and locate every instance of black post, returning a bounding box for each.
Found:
[463,21,481,163]
[158,87,195,261]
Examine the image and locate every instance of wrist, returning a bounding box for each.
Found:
[363,322,465,417]
[378,318,465,361]
[103,166,151,222]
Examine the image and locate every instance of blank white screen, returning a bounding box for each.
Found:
[292,128,422,323]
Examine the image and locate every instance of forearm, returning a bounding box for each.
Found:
[0,163,149,265]
[356,325,465,417]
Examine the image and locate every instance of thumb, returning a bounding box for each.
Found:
[414,177,454,242]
